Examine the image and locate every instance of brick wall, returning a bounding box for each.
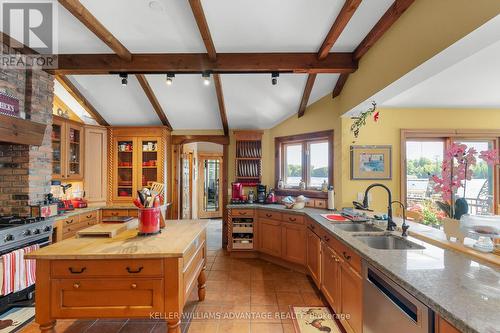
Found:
[0,44,54,216]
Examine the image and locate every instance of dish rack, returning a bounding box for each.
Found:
[234,131,263,186]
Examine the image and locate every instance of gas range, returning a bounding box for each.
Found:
[0,215,54,254]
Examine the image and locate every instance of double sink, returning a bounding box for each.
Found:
[333,222,425,250]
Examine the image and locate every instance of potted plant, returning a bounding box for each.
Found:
[431,143,498,242]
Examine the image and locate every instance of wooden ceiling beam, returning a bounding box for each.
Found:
[331,0,416,98]
[213,74,229,136]
[58,0,132,61]
[135,74,172,130]
[317,0,362,60]
[297,74,317,118]
[354,0,415,61]
[53,52,356,75]
[55,75,109,126]
[188,0,217,61]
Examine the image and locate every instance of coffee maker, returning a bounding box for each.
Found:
[257,184,267,204]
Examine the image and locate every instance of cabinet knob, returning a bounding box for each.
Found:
[310,224,315,229]
[73,283,80,289]
[289,217,297,222]
[266,213,272,217]
[334,257,340,263]
[131,283,137,289]
[323,235,330,242]
[342,251,351,260]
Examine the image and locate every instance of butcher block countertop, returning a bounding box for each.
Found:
[26,219,208,260]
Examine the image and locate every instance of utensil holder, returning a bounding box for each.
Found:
[138,207,161,236]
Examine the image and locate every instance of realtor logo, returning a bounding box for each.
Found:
[1,1,57,54]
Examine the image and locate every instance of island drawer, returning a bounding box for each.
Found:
[51,278,164,318]
[51,259,164,278]
[258,210,282,221]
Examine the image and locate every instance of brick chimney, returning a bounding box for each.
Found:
[0,43,54,216]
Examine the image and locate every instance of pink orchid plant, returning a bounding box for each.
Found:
[431,143,498,217]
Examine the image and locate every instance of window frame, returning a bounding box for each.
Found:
[275,130,333,198]
[401,129,500,215]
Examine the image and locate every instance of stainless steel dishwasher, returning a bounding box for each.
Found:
[363,263,433,333]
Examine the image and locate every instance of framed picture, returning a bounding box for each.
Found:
[350,145,392,180]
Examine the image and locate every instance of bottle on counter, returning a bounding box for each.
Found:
[321,180,328,192]
[278,178,284,189]
[299,179,306,191]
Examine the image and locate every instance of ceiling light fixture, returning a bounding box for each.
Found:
[202,72,211,86]
[119,73,128,87]
[271,72,279,86]
[166,73,175,86]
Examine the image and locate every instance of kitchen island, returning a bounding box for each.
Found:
[26,219,208,333]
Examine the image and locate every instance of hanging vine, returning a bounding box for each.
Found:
[350,101,378,138]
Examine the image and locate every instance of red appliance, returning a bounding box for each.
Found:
[138,207,161,235]
[71,198,88,209]
[62,200,75,211]
[231,182,244,203]
[265,189,276,204]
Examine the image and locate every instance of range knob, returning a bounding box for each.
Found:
[4,234,14,242]
[23,230,32,236]
[43,226,52,232]
[33,229,41,235]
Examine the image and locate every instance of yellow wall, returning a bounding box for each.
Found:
[336,0,500,115]
[341,108,500,211]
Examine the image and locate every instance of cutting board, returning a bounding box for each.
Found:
[76,223,127,238]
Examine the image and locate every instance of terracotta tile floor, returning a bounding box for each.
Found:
[20,220,327,333]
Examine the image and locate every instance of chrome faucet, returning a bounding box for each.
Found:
[392,200,410,237]
[362,183,397,231]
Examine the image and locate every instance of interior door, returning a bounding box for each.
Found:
[198,154,222,219]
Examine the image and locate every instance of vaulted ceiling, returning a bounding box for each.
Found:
[50,0,410,130]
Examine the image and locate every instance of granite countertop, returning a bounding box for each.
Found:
[227,204,500,333]
[54,205,137,220]
[27,220,208,259]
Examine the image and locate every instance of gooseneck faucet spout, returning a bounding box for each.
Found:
[362,183,397,231]
[392,200,410,237]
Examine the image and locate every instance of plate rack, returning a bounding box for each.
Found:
[234,131,263,186]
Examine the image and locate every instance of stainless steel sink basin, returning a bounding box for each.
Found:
[334,223,383,232]
[353,234,425,250]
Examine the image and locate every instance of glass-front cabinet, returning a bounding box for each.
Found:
[109,128,168,205]
[51,116,84,181]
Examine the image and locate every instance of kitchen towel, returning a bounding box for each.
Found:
[1,252,14,296]
[23,244,39,287]
[13,249,25,293]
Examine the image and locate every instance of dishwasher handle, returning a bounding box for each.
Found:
[367,267,420,323]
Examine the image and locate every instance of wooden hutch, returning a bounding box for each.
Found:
[107,127,169,205]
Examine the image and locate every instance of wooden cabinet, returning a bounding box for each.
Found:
[281,222,306,265]
[340,257,363,333]
[84,125,107,204]
[321,242,341,312]
[306,227,321,288]
[436,316,462,333]
[259,219,282,257]
[234,130,263,186]
[108,127,169,205]
[52,116,84,181]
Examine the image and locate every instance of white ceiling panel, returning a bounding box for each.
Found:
[332,0,394,52]
[79,0,206,53]
[308,74,339,106]
[146,74,222,130]
[67,75,161,126]
[57,4,112,54]
[201,0,344,52]
[382,38,500,109]
[222,74,307,129]
[54,80,97,124]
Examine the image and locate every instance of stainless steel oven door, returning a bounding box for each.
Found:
[363,263,433,333]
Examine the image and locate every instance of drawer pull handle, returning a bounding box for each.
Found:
[289,217,297,221]
[73,283,80,289]
[69,267,86,274]
[126,266,144,274]
[112,212,118,216]
[65,220,73,225]
[239,212,247,215]
[86,215,92,218]
[323,236,330,241]
[310,224,315,229]
[131,283,137,289]
[342,251,351,260]
[265,213,272,217]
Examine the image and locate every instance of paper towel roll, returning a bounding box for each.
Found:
[327,186,335,210]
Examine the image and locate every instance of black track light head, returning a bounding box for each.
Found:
[119,73,128,87]
[271,72,279,86]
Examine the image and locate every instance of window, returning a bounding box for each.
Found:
[276,130,333,193]
[403,130,499,222]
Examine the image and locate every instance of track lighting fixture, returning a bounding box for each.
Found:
[271,72,279,86]
[119,73,128,87]
[166,73,175,86]
[202,72,211,86]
